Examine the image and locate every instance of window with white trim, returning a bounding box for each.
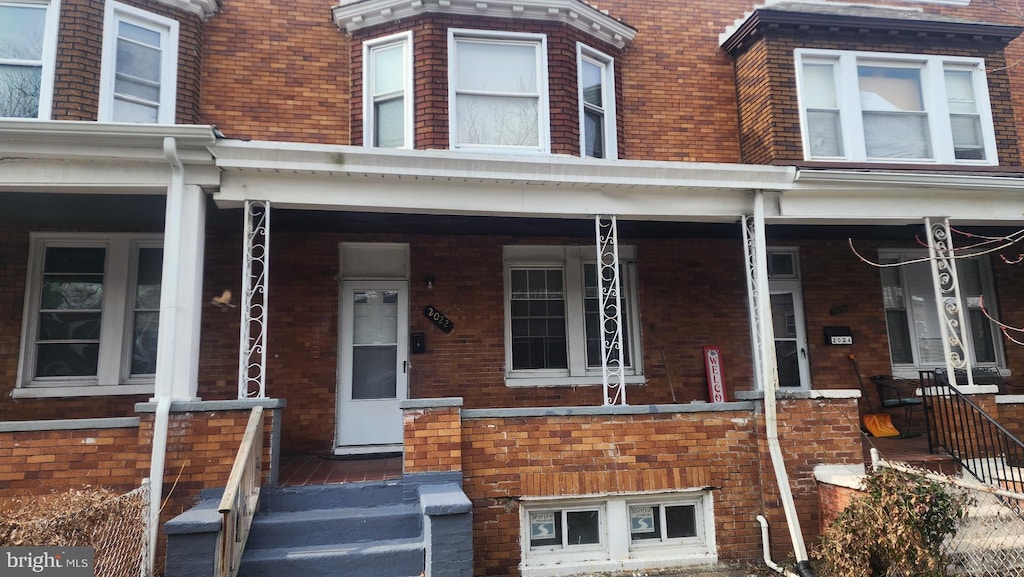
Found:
[363,31,413,148]
[449,29,549,152]
[577,44,617,159]
[504,245,641,385]
[880,251,1002,374]
[521,493,716,575]
[796,49,997,165]
[17,234,163,397]
[98,2,179,124]
[0,0,59,119]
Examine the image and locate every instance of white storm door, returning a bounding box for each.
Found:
[769,281,810,389]
[337,281,408,453]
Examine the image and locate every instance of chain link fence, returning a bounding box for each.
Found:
[874,454,1024,576]
[945,486,1024,576]
[0,481,151,577]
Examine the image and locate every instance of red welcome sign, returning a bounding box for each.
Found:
[703,346,727,403]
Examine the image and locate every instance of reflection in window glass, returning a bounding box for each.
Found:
[36,247,106,378]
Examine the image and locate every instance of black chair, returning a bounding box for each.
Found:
[870,374,923,434]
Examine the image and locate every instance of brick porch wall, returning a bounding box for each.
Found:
[404,395,863,577]
[0,402,281,573]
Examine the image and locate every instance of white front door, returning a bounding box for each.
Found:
[336,281,408,454]
[769,280,810,389]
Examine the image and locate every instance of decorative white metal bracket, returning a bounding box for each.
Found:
[238,200,270,398]
[596,215,626,405]
[925,217,974,388]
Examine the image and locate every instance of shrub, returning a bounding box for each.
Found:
[816,468,972,577]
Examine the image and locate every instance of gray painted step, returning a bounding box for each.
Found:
[245,503,422,549]
[238,537,424,577]
[258,480,405,512]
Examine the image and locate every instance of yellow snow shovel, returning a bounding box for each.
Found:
[849,354,901,438]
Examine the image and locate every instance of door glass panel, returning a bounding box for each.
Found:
[771,293,801,387]
[351,346,397,399]
[350,290,399,400]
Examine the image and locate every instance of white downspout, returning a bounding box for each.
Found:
[148,136,186,574]
[751,192,816,576]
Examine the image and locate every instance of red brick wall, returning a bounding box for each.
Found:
[817,482,861,531]
[435,397,863,576]
[50,0,204,123]
[403,405,461,474]
[196,1,1024,165]
[0,424,143,499]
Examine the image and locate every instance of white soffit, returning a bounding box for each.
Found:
[333,0,637,49]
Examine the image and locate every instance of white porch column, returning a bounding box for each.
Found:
[155,143,206,401]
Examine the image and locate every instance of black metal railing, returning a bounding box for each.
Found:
[919,370,1024,493]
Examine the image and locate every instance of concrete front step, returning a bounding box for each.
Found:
[238,537,425,577]
[258,480,406,512]
[236,480,426,577]
[245,503,422,549]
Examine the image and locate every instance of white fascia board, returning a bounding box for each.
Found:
[213,140,795,191]
[0,121,218,193]
[217,170,758,220]
[0,159,220,193]
[333,0,637,49]
[779,170,1024,225]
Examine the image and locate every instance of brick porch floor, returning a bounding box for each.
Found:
[278,454,403,486]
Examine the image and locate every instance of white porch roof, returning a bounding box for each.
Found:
[212,139,1024,226]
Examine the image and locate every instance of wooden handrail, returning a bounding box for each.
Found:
[216,406,264,577]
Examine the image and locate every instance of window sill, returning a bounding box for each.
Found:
[12,384,155,399]
[505,375,647,388]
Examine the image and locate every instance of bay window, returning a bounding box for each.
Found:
[449,29,549,152]
[577,44,617,159]
[98,2,179,124]
[0,0,59,119]
[363,31,413,148]
[796,49,997,165]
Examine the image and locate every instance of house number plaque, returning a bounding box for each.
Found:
[423,305,454,333]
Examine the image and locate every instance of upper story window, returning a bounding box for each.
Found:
[0,0,59,119]
[504,245,642,386]
[363,31,413,148]
[98,2,179,124]
[796,49,997,165]
[449,29,550,153]
[16,233,163,397]
[880,251,1002,376]
[577,44,617,159]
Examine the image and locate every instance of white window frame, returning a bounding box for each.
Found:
[576,43,617,159]
[98,1,179,124]
[0,0,60,119]
[521,492,716,576]
[448,29,550,154]
[879,249,1004,378]
[794,49,997,165]
[503,245,643,386]
[363,31,414,148]
[15,233,162,398]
